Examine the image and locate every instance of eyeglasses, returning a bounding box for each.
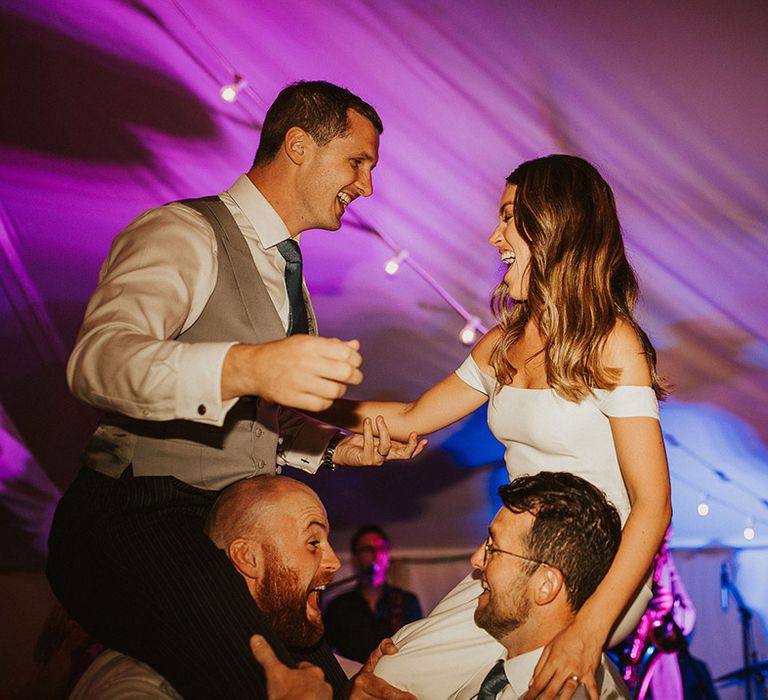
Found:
[482,540,550,569]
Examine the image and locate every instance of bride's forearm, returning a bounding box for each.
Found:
[314,373,489,441]
[313,399,416,441]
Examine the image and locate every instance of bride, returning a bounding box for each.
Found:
[322,154,671,699]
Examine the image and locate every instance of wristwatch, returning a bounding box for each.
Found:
[320,431,347,471]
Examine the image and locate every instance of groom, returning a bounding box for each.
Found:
[47,80,423,699]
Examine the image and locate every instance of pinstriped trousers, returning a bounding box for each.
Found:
[46,467,348,699]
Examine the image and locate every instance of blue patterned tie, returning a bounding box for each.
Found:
[477,659,509,699]
[276,238,309,335]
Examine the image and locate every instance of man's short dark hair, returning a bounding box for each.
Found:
[253,80,383,167]
[350,525,390,554]
[498,472,621,611]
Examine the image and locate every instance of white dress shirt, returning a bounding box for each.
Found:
[69,649,182,699]
[67,175,332,472]
[454,649,629,700]
[454,648,541,699]
[500,648,541,699]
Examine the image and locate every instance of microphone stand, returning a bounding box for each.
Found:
[320,566,375,612]
[723,565,759,700]
[323,567,372,592]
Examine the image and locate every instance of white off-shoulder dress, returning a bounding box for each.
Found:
[374,354,660,698]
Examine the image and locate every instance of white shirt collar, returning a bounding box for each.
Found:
[503,647,544,697]
[224,174,292,249]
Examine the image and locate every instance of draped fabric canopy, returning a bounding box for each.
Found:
[1,0,766,567]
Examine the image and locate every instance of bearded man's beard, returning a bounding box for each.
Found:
[254,546,330,649]
[474,576,531,641]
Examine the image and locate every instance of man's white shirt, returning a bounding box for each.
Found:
[67,175,333,471]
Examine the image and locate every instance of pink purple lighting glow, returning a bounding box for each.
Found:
[1,2,767,687]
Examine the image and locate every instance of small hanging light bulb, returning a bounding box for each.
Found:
[220,75,247,103]
[743,520,756,541]
[384,250,409,276]
[697,496,710,517]
[459,317,480,345]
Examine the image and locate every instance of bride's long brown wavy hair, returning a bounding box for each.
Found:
[489,154,666,401]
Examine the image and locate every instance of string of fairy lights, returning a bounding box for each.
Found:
[342,212,489,344]
[664,433,768,542]
[161,0,765,543]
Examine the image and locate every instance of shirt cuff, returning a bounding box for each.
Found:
[278,420,340,474]
[176,341,238,425]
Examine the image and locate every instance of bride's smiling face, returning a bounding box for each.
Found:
[488,184,531,301]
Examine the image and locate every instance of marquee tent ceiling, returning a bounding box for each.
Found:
[1,0,767,578]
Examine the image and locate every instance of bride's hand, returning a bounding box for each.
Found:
[524,617,603,700]
[333,416,427,467]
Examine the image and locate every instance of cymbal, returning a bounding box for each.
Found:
[716,660,768,685]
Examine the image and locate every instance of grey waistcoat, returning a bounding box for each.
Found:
[81,196,315,490]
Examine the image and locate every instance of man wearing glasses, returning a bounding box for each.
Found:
[453,471,630,699]
[376,472,630,699]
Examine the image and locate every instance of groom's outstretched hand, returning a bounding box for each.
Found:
[333,416,427,467]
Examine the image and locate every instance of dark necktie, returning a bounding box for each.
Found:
[276,238,309,335]
[477,659,510,700]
